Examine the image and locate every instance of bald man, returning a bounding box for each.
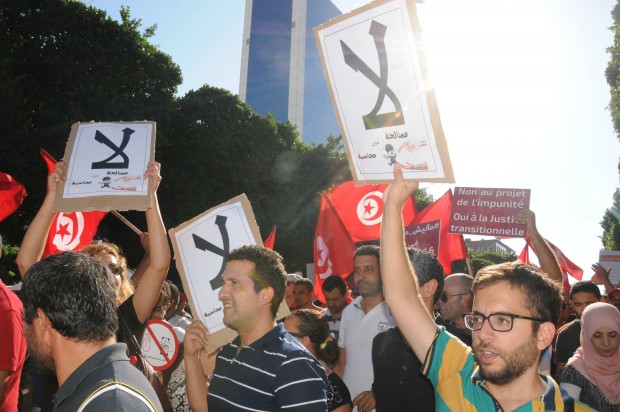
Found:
[436,273,474,346]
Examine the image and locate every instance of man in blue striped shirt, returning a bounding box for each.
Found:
[185,245,328,411]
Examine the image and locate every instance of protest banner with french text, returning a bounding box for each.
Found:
[449,187,530,238]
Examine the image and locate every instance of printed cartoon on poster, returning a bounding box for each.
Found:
[315,0,454,184]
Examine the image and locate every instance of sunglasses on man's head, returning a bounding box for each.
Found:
[439,292,470,303]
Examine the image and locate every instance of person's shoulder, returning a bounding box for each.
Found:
[557,319,579,337]
[79,381,162,412]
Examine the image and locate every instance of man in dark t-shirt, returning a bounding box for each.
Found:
[372,247,444,411]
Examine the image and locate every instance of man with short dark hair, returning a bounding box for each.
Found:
[21,252,162,411]
[372,247,443,411]
[321,276,350,341]
[554,280,601,375]
[380,166,593,411]
[334,244,395,412]
[294,278,323,311]
[184,245,328,411]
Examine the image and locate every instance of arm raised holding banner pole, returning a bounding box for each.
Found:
[517,209,562,285]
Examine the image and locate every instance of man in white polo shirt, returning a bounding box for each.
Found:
[333,245,395,412]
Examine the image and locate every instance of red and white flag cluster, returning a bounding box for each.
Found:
[313,181,468,302]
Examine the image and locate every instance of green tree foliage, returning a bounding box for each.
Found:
[159,85,352,271]
[0,1,437,275]
[451,248,517,275]
[0,0,181,245]
[603,2,620,250]
[601,188,620,250]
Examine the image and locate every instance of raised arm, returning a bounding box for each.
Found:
[16,162,67,277]
[380,165,436,361]
[131,161,171,323]
[591,263,616,292]
[517,209,562,284]
[184,320,213,412]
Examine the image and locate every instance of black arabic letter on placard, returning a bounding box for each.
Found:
[91,127,134,169]
[192,215,229,290]
[340,20,405,130]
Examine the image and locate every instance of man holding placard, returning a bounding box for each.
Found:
[380,165,594,411]
[184,245,328,411]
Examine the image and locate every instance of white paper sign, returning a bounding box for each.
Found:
[599,250,620,286]
[173,198,259,335]
[63,123,152,198]
[315,0,454,183]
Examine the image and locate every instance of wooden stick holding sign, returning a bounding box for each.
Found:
[314,0,454,184]
[53,121,156,213]
[111,210,143,235]
[168,194,290,353]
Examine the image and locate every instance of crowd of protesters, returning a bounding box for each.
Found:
[1,163,619,411]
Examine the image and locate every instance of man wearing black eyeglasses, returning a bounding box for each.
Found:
[380,165,594,411]
[436,273,474,346]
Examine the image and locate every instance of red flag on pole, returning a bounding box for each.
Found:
[313,193,356,304]
[519,243,530,265]
[0,172,27,222]
[40,149,106,258]
[263,225,276,250]
[326,180,416,242]
[409,189,467,275]
[521,237,581,292]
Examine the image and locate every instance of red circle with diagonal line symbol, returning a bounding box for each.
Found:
[52,212,84,251]
[356,191,384,226]
[142,320,179,371]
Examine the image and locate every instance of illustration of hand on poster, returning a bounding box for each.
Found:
[54,122,155,212]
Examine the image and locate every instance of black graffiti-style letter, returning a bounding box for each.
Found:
[91,127,134,169]
[341,20,404,130]
[192,215,229,290]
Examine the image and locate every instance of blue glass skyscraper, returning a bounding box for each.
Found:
[239,0,342,145]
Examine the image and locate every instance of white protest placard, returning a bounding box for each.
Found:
[169,194,289,352]
[54,121,155,212]
[314,0,454,184]
[598,250,620,286]
[141,320,179,371]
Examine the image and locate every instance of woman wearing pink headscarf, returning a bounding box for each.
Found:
[559,302,620,411]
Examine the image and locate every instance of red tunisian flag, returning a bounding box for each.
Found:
[409,189,467,275]
[0,172,27,222]
[263,225,276,250]
[520,237,582,292]
[326,181,417,242]
[313,193,356,304]
[40,149,106,258]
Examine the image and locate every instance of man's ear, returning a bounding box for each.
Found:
[536,322,556,350]
[36,308,53,338]
[420,279,438,300]
[259,287,275,307]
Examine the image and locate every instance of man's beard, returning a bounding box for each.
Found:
[474,333,539,385]
[25,325,55,375]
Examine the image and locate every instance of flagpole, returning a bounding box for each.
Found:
[111,210,143,235]
[465,258,473,277]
